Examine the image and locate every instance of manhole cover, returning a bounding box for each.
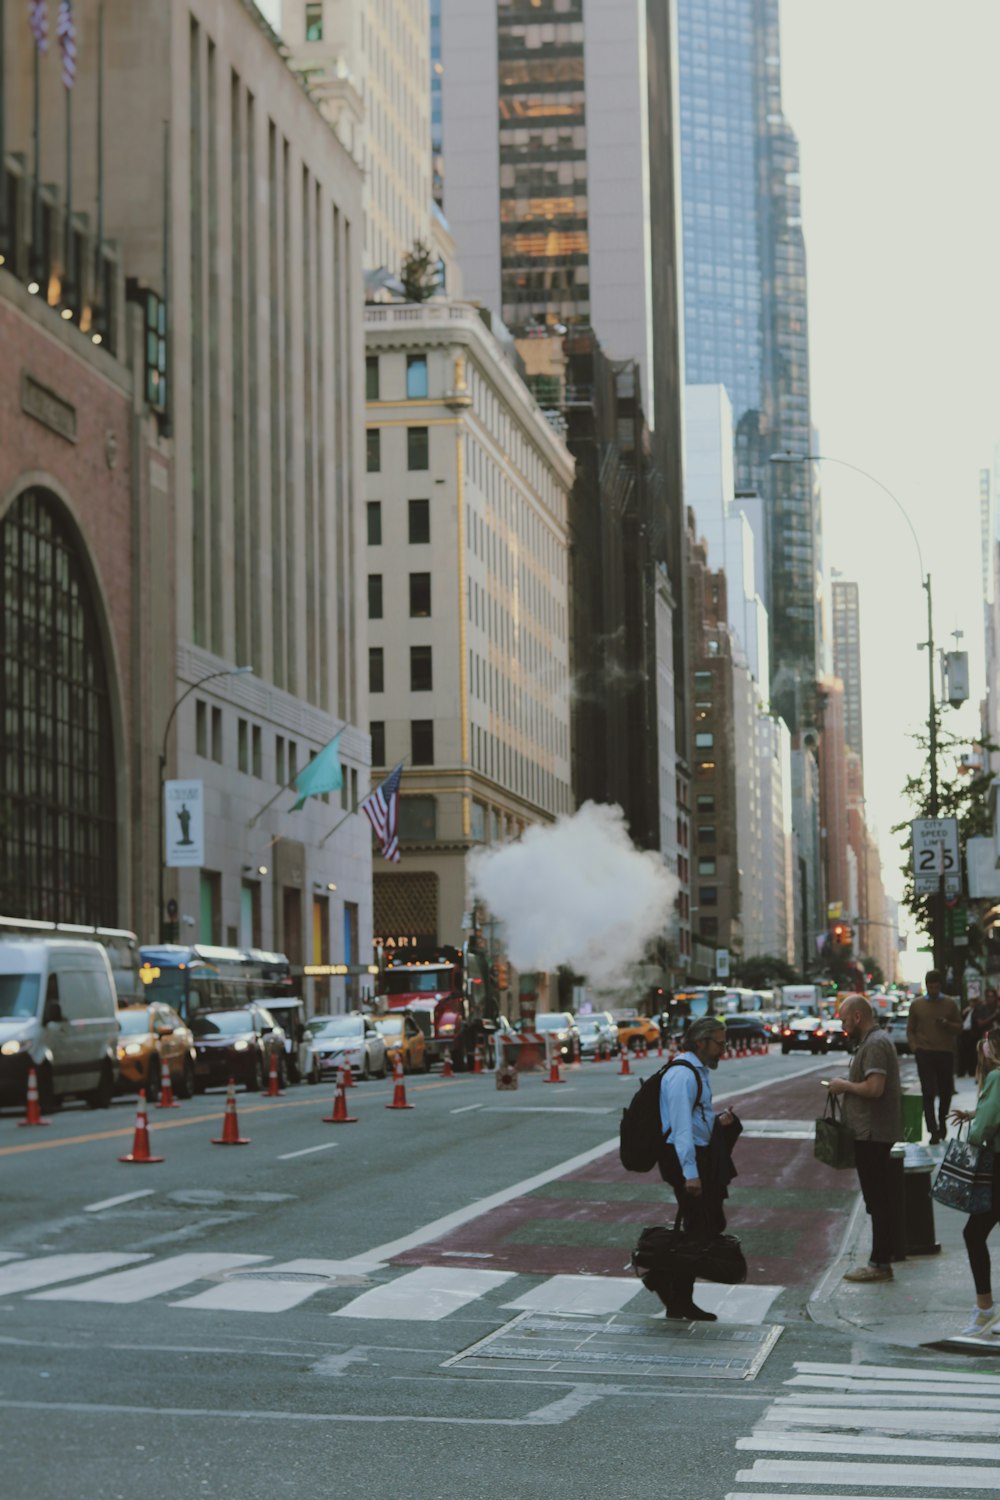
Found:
[444,1311,781,1381]
[225,1271,335,1285]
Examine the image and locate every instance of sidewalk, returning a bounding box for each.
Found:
[808,1064,998,1352]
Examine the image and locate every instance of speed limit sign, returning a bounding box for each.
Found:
[911,818,961,896]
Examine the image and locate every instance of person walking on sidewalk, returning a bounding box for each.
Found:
[908,969,962,1143]
[827,995,902,1284]
[655,1016,741,1322]
[949,1023,1000,1336]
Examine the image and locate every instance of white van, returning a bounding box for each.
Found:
[0,940,120,1110]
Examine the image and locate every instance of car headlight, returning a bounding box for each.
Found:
[123,1043,144,1056]
[1,1039,22,1056]
[439,1022,456,1034]
[233,1040,250,1052]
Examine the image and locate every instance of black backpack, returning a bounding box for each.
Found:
[619,1059,703,1173]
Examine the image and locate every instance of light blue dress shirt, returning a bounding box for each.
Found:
[659,1050,716,1180]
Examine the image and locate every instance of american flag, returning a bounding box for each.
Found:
[56,0,76,88]
[360,762,403,863]
[29,0,49,53]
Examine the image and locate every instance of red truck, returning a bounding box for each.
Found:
[374,944,494,1070]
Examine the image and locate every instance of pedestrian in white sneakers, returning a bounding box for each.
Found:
[949,1023,1000,1336]
[826,996,902,1283]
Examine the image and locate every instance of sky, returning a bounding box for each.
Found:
[779,0,1000,968]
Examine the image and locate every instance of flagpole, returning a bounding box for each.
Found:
[319,758,409,848]
[93,0,103,323]
[0,0,7,255]
[64,23,72,307]
[32,23,41,285]
[247,724,347,828]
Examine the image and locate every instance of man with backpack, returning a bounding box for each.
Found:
[654,1015,738,1320]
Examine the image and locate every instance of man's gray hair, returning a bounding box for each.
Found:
[687,1015,726,1048]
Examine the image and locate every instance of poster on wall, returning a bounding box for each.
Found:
[165,780,204,867]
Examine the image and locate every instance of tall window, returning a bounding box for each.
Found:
[406,354,428,399]
[409,573,431,617]
[367,429,381,473]
[305,3,323,41]
[411,720,434,765]
[0,488,117,924]
[368,574,383,619]
[399,796,436,841]
[370,721,385,766]
[365,355,380,401]
[407,427,429,470]
[367,501,382,546]
[410,645,433,691]
[408,498,430,544]
[369,647,384,694]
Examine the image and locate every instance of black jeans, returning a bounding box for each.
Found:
[963,1159,1000,1296]
[914,1049,955,1135]
[648,1144,727,1311]
[853,1138,896,1267]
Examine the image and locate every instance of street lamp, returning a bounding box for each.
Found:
[770,451,943,961]
[157,665,252,942]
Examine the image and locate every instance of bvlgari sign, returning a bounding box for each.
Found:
[21,372,77,443]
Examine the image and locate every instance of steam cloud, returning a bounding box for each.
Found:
[468,802,679,992]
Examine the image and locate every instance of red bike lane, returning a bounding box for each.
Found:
[392,1069,856,1289]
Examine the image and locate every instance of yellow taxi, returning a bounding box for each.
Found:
[115,1003,197,1100]
[372,1011,429,1073]
[615,1013,662,1054]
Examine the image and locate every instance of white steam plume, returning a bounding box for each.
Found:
[468,802,679,993]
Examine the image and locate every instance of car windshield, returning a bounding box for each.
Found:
[382,970,450,996]
[575,1018,602,1032]
[535,1014,573,1030]
[0,974,41,1019]
[117,1008,153,1036]
[308,1016,364,1039]
[373,1017,403,1037]
[190,1011,252,1037]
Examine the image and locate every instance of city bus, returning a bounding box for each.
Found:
[0,915,140,1002]
[137,944,292,1019]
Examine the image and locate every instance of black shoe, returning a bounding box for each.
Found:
[665,1303,718,1322]
[929,1132,942,1145]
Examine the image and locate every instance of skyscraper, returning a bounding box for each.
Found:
[676,0,821,734]
[831,579,864,764]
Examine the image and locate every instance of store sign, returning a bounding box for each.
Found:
[165,780,204,867]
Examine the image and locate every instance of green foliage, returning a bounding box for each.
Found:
[400,241,440,304]
[734,953,803,988]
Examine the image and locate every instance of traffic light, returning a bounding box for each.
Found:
[831,923,853,950]
[495,960,509,991]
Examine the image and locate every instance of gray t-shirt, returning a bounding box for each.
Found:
[843,1027,902,1143]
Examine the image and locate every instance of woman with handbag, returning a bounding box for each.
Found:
[948,1023,1000,1336]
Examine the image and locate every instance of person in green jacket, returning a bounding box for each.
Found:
[950,1023,1000,1336]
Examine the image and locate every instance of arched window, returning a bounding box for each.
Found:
[1,488,118,923]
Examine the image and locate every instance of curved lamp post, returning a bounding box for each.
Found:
[157,665,252,941]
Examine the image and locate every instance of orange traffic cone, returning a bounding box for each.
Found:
[342,1061,355,1089]
[442,1049,454,1077]
[386,1056,414,1110]
[543,1052,565,1084]
[156,1055,179,1109]
[118,1090,164,1163]
[18,1066,50,1127]
[473,1045,483,1075]
[619,1047,631,1077]
[322,1069,358,1124]
[592,1040,601,1064]
[657,1035,664,1058]
[261,1051,284,1097]
[211,1079,251,1144]
[573,1035,582,1066]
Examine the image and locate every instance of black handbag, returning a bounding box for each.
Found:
[814,1092,855,1170]
[931,1126,995,1214]
[631,1216,747,1286]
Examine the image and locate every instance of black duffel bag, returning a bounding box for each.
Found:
[631,1216,747,1287]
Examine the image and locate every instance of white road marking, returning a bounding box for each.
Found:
[30,1253,268,1304]
[0,1395,600,1428]
[174,1260,367,1313]
[738,1432,1000,1460]
[83,1189,156,1213]
[733,1460,1000,1489]
[690,1283,782,1323]
[504,1274,643,1316]
[782,1389,1000,1410]
[791,1358,1000,1385]
[0,1254,149,1297]
[276,1142,340,1160]
[760,1405,995,1435]
[331,1266,514,1321]
[483,1106,614,1115]
[449,1104,483,1115]
[0,1253,24,1264]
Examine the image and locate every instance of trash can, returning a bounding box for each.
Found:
[902,1143,941,1256]
[888,1145,907,1262]
[901,1092,924,1143]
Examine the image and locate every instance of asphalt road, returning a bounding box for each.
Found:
[1,1051,990,1500]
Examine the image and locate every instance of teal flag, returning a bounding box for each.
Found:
[291,732,343,810]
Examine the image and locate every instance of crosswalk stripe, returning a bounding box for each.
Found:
[331,1266,515,1321]
[30,1253,268,1303]
[733,1459,1000,1489]
[792,1359,1000,1386]
[504,1275,643,1316]
[0,1253,148,1296]
[780,1390,1000,1410]
[788,1373,1000,1395]
[759,1405,996,1435]
[738,1432,1000,1460]
[173,1260,365,1313]
[729,1494,966,1499]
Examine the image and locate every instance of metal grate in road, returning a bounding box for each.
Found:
[443,1310,782,1381]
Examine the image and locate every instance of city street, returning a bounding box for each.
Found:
[3,1049,997,1500]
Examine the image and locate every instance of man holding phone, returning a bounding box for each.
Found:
[907,968,962,1144]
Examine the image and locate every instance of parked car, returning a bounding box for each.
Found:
[884,1010,911,1055]
[115,1003,196,1100]
[526,1011,582,1063]
[190,1004,287,1092]
[372,1011,429,1073]
[724,1014,771,1049]
[616,1014,662,1053]
[0,938,119,1111]
[822,1017,850,1051]
[303,1013,388,1080]
[780,1015,832,1054]
[573,1013,619,1058]
[257,996,308,1082]
[752,1011,784,1042]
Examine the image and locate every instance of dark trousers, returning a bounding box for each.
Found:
[853,1139,896,1267]
[914,1049,955,1135]
[647,1144,727,1311]
[963,1159,1000,1296]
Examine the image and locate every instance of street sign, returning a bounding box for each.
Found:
[911,817,961,897]
[715,948,730,979]
[945,904,969,947]
[165,779,204,867]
